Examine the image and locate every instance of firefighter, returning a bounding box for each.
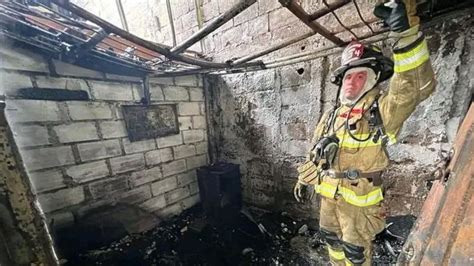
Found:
[293,0,436,265]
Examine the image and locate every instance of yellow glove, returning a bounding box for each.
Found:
[296,160,320,185]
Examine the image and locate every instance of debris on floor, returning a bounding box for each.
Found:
[62,205,415,266]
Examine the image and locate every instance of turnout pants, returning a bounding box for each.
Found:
[320,196,385,265]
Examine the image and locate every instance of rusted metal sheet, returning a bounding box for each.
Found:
[399,103,474,265]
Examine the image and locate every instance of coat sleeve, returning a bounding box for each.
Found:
[311,109,332,143]
[379,32,437,140]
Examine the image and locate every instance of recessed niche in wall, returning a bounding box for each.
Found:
[122,104,179,142]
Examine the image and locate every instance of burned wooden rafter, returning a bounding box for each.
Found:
[279,0,345,46]
[51,0,262,70]
[170,0,257,55]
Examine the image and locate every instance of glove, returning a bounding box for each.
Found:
[374,0,419,33]
[293,180,314,203]
[297,160,320,185]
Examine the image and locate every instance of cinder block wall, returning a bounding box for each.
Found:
[70,1,474,218]
[0,44,207,228]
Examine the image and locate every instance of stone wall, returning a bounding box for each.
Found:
[0,43,207,230]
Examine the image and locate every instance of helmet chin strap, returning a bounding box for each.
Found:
[339,67,379,106]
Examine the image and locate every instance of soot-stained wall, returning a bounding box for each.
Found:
[206,11,473,217]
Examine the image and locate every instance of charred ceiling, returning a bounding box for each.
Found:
[0,0,472,77]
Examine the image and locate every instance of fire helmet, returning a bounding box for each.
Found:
[331,41,394,86]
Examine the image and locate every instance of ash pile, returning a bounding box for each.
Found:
[63,205,414,266]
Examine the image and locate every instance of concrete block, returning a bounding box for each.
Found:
[12,125,50,147]
[186,154,207,170]
[189,87,204,101]
[195,142,208,155]
[132,83,144,101]
[0,70,32,96]
[234,2,258,25]
[178,102,200,116]
[202,0,219,22]
[145,148,173,166]
[22,146,75,171]
[53,60,103,79]
[5,100,60,123]
[129,166,162,187]
[155,203,182,218]
[0,44,49,72]
[182,193,200,210]
[177,170,197,186]
[88,176,128,199]
[151,176,178,196]
[67,101,113,120]
[65,160,109,183]
[139,195,167,212]
[162,159,187,177]
[192,116,207,129]
[37,187,85,213]
[165,187,190,205]
[247,14,269,38]
[173,144,196,159]
[149,77,174,85]
[268,7,298,31]
[78,139,122,162]
[178,116,192,130]
[174,75,197,87]
[163,86,189,101]
[90,80,133,101]
[156,133,183,148]
[54,122,99,143]
[99,120,128,139]
[258,0,281,14]
[110,153,145,174]
[123,138,156,154]
[183,129,205,143]
[188,182,199,194]
[47,211,75,229]
[29,169,65,194]
[199,102,205,115]
[149,83,164,101]
[119,185,152,204]
[280,62,311,88]
[35,76,89,91]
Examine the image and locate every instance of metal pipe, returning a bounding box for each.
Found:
[115,0,129,31]
[231,31,314,65]
[165,0,176,46]
[278,0,344,46]
[309,0,351,21]
[51,0,251,68]
[170,0,257,54]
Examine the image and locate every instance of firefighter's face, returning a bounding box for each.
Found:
[342,70,368,100]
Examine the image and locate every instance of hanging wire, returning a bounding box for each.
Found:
[322,0,359,40]
[352,0,375,34]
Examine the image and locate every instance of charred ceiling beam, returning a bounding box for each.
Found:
[231,0,360,65]
[51,0,262,69]
[308,0,351,21]
[279,0,345,46]
[170,0,257,55]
